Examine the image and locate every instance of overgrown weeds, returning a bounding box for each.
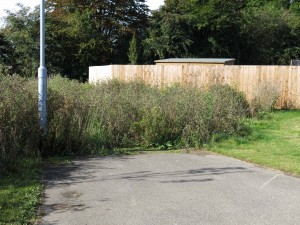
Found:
[250,82,281,117]
[0,75,40,170]
[1,75,252,168]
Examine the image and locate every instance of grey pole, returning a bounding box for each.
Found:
[38,0,47,135]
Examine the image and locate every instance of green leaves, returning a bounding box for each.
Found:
[145,0,300,64]
[2,0,300,78]
[143,7,194,60]
[240,1,300,64]
[2,5,39,77]
[47,0,149,75]
[0,1,149,80]
[128,33,139,64]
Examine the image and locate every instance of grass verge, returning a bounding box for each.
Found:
[207,110,300,176]
[0,159,42,224]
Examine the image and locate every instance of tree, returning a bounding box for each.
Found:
[45,8,112,79]
[188,0,247,60]
[240,1,300,64]
[144,0,300,65]
[45,0,150,79]
[143,0,247,63]
[0,32,12,66]
[2,4,40,77]
[143,0,194,62]
[1,1,150,80]
[47,0,149,64]
[128,33,139,64]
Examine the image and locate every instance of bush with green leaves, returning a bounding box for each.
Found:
[87,81,251,149]
[1,75,254,168]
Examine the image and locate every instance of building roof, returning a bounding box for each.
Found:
[154,58,236,64]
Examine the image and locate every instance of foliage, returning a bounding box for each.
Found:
[0,75,40,170]
[128,33,139,64]
[1,5,40,77]
[45,76,94,155]
[241,3,292,64]
[143,1,193,61]
[0,159,42,224]
[1,0,300,74]
[0,1,149,80]
[206,85,250,137]
[46,0,149,78]
[0,75,253,164]
[143,0,300,64]
[0,63,11,76]
[0,32,12,66]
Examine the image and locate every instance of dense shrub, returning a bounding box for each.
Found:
[1,75,253,168]
[85,80,154,149]
[207,85,250,138]
[45,76,94,155]
[0,75,39,169]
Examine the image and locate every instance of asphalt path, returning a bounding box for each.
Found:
[41,153,300,225]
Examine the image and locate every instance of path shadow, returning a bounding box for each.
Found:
[43,155,251,186]
[42,155,135,186]
[112,166,250,184]
[41,155,253,222]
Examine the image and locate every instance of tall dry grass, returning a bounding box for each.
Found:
[1,75,252,169]
[251,82,281,116]
[0,75,39,169]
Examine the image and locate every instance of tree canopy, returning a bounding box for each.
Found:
[0,0,149,80]
[0,0,300,80]
[143,0,300,65]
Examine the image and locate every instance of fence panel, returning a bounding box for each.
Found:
[89,65,300,109]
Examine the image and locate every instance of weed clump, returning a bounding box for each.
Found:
[45,78,251,153]
[251,82,280,117]
[1,75,253,166]
[0,75,39,169]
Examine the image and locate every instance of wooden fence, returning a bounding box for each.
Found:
[89,65,300,109]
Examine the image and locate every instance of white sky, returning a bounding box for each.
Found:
[0,0,164,17]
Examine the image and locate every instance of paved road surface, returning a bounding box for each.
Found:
[41,153,300,225]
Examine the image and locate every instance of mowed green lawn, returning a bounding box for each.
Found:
[208,110,300,176]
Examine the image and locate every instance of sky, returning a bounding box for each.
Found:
[0,0,165,18]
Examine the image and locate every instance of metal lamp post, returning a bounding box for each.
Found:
[38,0,47,135]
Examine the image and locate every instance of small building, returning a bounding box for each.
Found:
[154,58,236,66]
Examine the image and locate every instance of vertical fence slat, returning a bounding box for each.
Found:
[89,65,300,109]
